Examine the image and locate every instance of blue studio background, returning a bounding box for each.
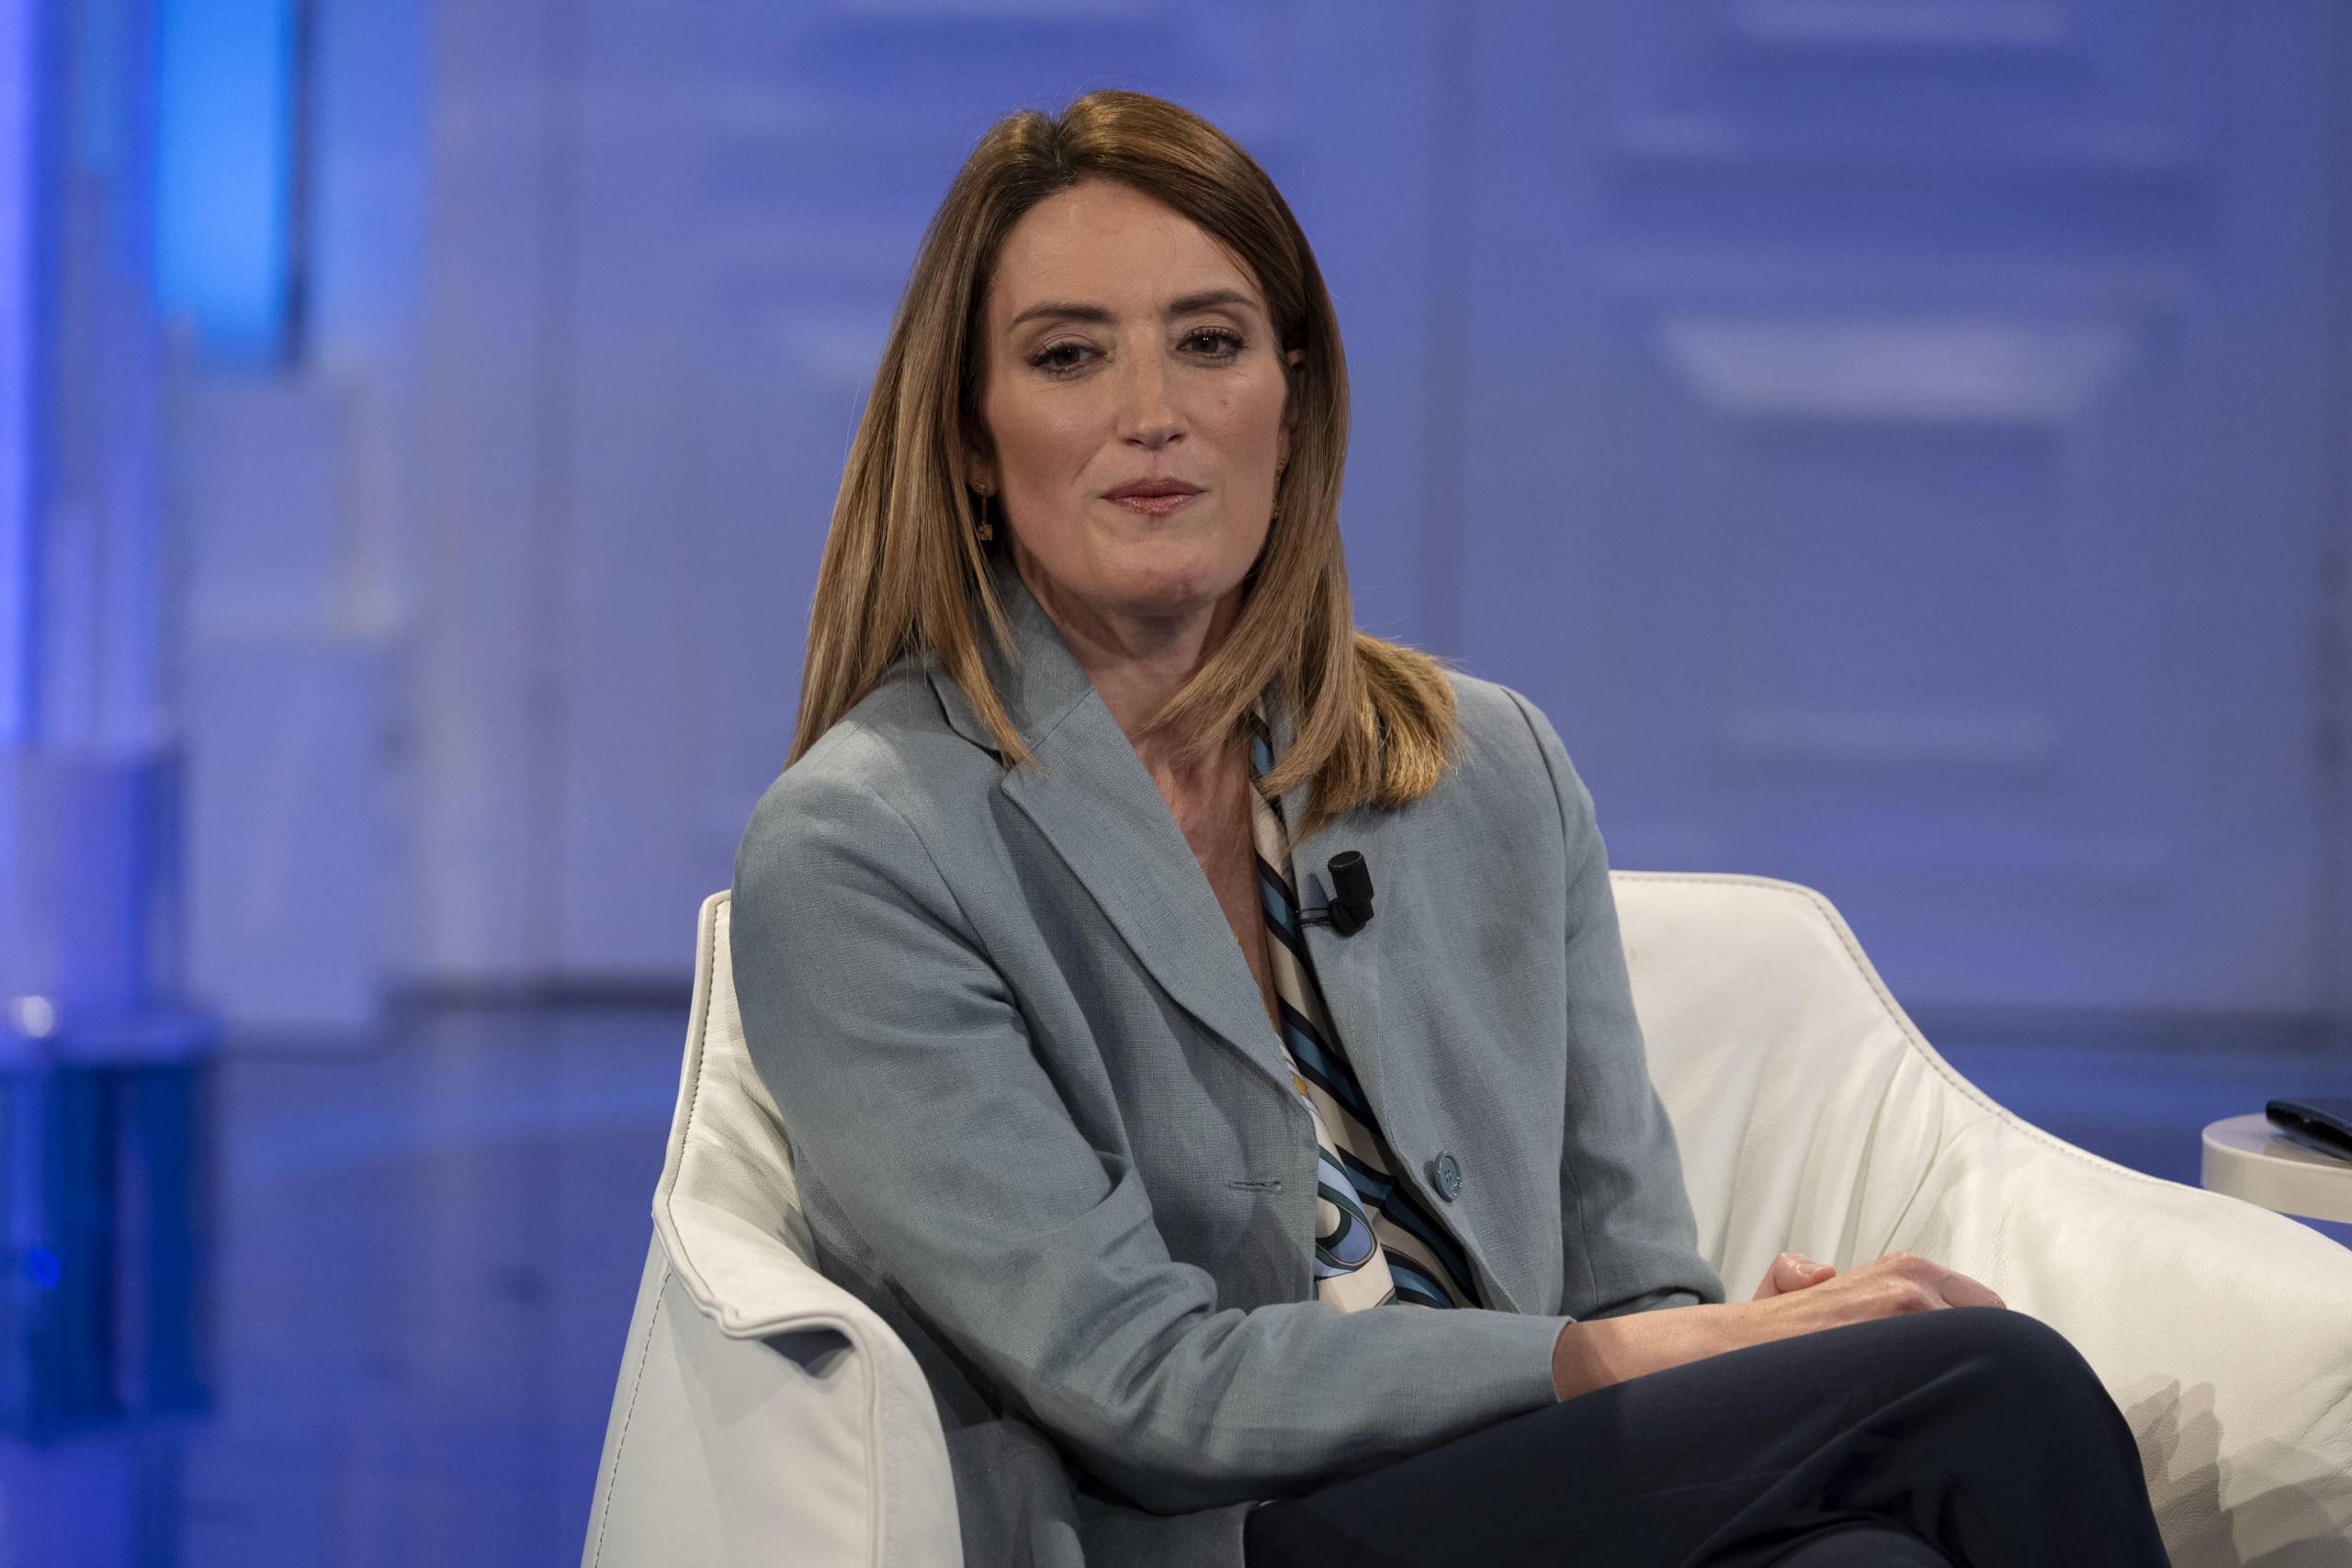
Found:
[1,0,2347,1562]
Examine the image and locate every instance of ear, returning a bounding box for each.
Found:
[963,445,997,495]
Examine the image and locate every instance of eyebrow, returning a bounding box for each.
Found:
[1006,288,1261,333]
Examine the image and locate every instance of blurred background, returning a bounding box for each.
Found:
[1,0,2347,1562]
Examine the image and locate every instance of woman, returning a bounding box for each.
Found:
[730,89,2170,1568]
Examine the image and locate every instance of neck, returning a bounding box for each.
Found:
[1011,543,1246,785]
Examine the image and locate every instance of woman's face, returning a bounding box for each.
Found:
[970,178,1303,636]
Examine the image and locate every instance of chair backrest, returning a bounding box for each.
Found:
[653,894,817,1297]
[1612,871,1996,1290]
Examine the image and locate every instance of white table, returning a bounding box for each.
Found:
[2202,1112,2352,1224]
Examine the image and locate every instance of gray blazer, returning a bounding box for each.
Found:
[730,553,1725,1568]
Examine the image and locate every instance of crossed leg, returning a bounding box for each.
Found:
[1243,1306,2168,1568]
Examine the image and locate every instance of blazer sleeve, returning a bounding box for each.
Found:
[729,760,1576,1516]
[1502,688,1730,1320]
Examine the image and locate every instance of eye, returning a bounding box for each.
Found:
[1026,327,1250,378]
[1030,342,1090,375]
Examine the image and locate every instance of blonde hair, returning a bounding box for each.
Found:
[788,88,1460,842]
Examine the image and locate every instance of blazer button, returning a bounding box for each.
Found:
[1427,1152,1463,1201]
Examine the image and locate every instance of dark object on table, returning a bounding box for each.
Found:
[2265,1098,2352,1163]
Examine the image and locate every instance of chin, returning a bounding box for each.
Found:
[1099,555,1250,619]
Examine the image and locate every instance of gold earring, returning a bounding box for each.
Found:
[975,487,995,542]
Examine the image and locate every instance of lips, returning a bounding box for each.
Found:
[1105,490,1203,518]
[1103,479,1204,501]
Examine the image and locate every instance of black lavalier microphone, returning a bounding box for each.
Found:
[1300,852,1375,936]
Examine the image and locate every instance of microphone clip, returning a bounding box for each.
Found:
[1297,851,1375,937]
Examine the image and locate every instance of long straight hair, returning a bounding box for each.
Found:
[787,88,1460,843]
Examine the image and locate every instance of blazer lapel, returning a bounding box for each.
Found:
[926,556,1295,1096]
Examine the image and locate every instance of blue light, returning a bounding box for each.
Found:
[25,1245,60,1290]
[153,0,297,360]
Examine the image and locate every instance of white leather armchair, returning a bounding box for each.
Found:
[582,874,2352,1568]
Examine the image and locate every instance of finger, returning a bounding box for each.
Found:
[1789,1258,1835,1292]
[1755,1251,1804,1299]
[1929,1265,2006,1310]
[1756,1252,1832,1300]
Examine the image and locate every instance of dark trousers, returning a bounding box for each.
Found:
[1244,1306,2171,1568]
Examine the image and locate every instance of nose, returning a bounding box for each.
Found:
[1116,347,1182,448]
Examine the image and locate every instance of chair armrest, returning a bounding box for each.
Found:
[584,1215,962,1568]
[1615,871,2352,1561]
[656,1195,887,1341]
[1882,1111,2352,1566]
